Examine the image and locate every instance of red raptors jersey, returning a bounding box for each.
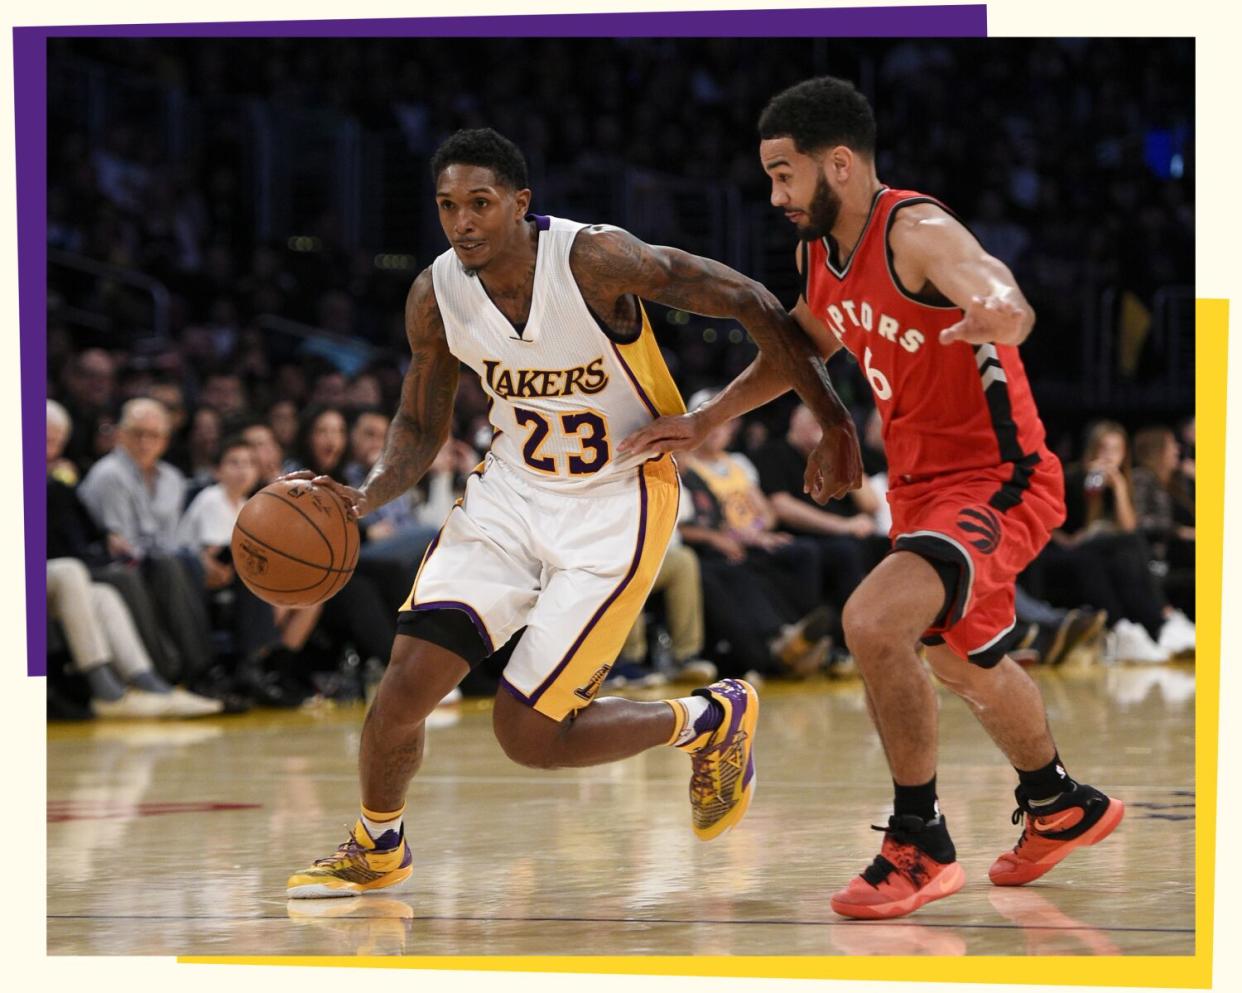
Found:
[803,187,1050,493]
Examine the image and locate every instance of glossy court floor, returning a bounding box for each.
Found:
[47,663,1196,957]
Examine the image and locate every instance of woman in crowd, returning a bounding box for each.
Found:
[1032,420,1194,663]
[1131,425,1195,618]
[282,405,399,682]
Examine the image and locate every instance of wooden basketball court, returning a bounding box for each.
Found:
[46,665,1195,957]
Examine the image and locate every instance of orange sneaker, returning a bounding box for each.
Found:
[830,814,966,920]
[989,782,1124,886]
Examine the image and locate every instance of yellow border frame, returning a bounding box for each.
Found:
[180,300,1227,985]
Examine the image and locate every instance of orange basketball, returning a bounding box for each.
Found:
[231,480,359,607]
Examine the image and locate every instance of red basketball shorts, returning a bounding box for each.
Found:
[886,452,1066,667]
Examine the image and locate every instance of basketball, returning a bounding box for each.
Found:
[230,480,360,607]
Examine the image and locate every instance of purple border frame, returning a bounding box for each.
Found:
[16,6,987,677]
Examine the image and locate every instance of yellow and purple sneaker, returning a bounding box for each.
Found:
[286,820,413,899]
[681,678,758,841]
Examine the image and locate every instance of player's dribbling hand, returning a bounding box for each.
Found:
[939,294,1028,346]
[618,411,709,456]
[804,422,863,505]
[276,470,368,520]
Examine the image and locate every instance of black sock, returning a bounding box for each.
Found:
[1016,753,1072,804]
[129,671,171,693]
[85,663,126,702]
[893,776,938,821]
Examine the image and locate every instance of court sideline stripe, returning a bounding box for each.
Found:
[45,913,1194,934]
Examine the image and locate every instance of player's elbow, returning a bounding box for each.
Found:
[1019,303,1036,342]
[737,280,785,326]
[1018,302,1038,345]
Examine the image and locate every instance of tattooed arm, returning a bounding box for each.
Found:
[573,225,861,501]
[360,270,460,513]
[292,268,459,518]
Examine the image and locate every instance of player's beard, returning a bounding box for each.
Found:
[796,173,842,242]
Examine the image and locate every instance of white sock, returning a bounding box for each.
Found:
[672,695,713,747]
[360,805,404,842]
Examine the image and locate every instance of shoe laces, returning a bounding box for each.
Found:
[314,829,368,867]
[689,734,745,802]
[689,764,715,803]
[861,853,898,886]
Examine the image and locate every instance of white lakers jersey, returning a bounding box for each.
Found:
[431,214,685,490]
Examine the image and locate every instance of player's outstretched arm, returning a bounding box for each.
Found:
[356,269,461,515]
[288,269,459,518]
[573,225,860,502]
[889,203,1036,347]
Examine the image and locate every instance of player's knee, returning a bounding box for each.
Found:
[493,701,567,770]
[842,594,893,658]
[372,643,454,720]
[494,726,564,770]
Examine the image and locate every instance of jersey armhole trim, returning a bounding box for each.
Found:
[883,197,970,311]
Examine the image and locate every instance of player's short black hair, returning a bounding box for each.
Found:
[430,128,529,190]
[758,76,876,156]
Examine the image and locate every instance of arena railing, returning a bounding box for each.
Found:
[48,249,172,342]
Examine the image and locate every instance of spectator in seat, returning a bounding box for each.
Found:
[1033,420,1194,663]
[679,392,833,678]
[752,403,885,651]
[614,485,716,687]
[76,397,217,686]
[47,557,222,718]
[282,405,399,674]
[235,418,285,486]
[45,400,220,717]
[1132,425,1195,618]
[177,435,322,707]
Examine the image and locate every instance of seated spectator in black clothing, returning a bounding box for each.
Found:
[752,404,887,643]
[76,397,218,685]
[282,405,399,672]
[58,347,117,472]
[47,398,79,486]
[1031,420,1194,663]
[177,435,320,706]
[286,404,348,480]
[186,404,224,489]
[268,397,299,451]
[679,401,833,678]
[1132,425,1195,617]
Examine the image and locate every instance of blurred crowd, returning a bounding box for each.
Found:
[48,37,1192,405]
[45,37,1195,719]
[45,349,1197,718]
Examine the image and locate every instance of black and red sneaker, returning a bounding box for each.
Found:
[989,781,1125,886]
[830,814,966,920]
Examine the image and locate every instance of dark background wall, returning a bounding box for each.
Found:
[47,37,1193,461]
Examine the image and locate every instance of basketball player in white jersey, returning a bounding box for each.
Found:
[286,129,861,897]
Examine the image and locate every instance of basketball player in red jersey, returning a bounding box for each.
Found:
[621,76,1124,920]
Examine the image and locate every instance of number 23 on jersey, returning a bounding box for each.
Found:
[514,406,611,476]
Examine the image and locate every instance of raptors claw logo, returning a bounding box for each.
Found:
[956,505,1002,555]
